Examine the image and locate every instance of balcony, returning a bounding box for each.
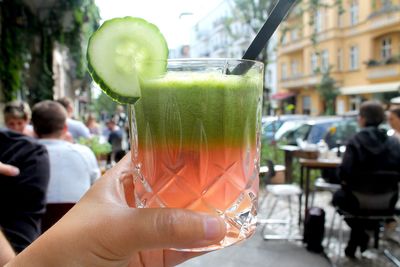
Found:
[367,5,400,31]
[367,61,400,81]
[279,38,308,55]
[280,74,320,89]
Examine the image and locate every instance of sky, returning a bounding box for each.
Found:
[94,0,223,49]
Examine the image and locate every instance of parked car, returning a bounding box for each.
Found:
[279,117,342,146]
[261,115,308,144]
[323,115,359,148]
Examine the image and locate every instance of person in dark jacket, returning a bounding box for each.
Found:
[332,101,400,258]
[0,129,50,252]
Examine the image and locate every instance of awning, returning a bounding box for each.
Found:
[339,82,400,95]
[391,96,400,104]
[271,92,295,100]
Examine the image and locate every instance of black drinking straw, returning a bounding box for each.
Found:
[230,0,298,75]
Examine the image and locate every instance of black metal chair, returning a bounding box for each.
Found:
[326,170,400,261]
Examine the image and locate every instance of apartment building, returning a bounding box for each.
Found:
[277,0,400,115]
[190,0,278,112]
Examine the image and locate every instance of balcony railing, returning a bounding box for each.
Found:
[279,38,308,54]
[368,6,400,31]
[280,74,320,89]
[367,60,400,80]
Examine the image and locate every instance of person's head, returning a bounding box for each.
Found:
[32,100,67,138]
[388,107,400,133]
[3,101,31,134]
[86,113,97,125]
[106,119,117,130]
[56,97,74,117]
[116,105,124,113]
[358,100,385,128]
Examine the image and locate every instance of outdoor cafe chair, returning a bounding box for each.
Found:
[326,171,400,262]
[259,160,302,241]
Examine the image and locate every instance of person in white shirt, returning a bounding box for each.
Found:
[388,107,400,141]
[31,100,100,231]
[56,97,90,141]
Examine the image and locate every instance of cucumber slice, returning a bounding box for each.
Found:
[87,17,168,104]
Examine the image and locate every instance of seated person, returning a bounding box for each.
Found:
[0,129,50,252]
[56,97,91,141]
[31,101,100,231]
[332,101,400,258]
[3,101,34,137]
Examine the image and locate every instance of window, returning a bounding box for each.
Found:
[281,63,288,79]
[321,50,329,72]
[349,46,359,70]
[311,52,319,74]
[381,37,392,60]
[266,69,272,86]
[302,96,311,115]
[291,60,299,77]
[337,8,344,27]
[291,28,299,41]
[282,33,288,44]
[314,9,323,33]
[350,95,361,111]
[350,0,359,26]
[337,48,343,71]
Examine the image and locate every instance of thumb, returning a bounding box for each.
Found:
[113,208,226,252]
[0,162,20,176]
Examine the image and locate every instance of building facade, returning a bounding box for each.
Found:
[277,0,400,115]
[190,0,278,115]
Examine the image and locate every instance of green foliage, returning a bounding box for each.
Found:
[316,68,339,115]
[0,0,100,103]
[0,1,34,101]
[94,91,118,117]
[78,136,111,157]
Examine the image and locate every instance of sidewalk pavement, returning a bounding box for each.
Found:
[179,190,400,267]
[178,228,330,267]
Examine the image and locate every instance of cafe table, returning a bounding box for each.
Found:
[298,157,342,225]
[279,145,319,183]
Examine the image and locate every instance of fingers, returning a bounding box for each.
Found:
[0,162,20,176]
[111,208,226,252]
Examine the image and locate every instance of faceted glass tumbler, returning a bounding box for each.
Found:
[129,59,264,251]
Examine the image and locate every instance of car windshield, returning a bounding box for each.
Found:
[275,120,306,140]
[263,120,284,134]
[307,122,336,143]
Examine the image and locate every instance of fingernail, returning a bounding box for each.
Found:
[9,166,20,176]
[203,217,223,240]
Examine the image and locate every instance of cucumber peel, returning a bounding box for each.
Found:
[87,17,168,104]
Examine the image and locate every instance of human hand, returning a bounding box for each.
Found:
[0,162,20,176]
[6,153,226,267]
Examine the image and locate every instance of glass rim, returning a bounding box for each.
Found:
[140,58,263,68]
[167,57,263,66]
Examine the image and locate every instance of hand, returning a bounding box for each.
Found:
[6,153,226,267]
[0,162,20,176]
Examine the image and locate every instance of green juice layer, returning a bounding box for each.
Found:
[133,72,263,147]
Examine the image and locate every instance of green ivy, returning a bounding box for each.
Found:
[0,0,100,103]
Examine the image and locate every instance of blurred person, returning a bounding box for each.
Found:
[85,113,101,135]
[113,105,128,130]
[0,129,50,252]
[31,101,100,231]
[388,107,400,141]
[5,154,226,267]
[332,101,400,258]
[56,97,90,140]
[3,101,34,137]
[106,118,123,164]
